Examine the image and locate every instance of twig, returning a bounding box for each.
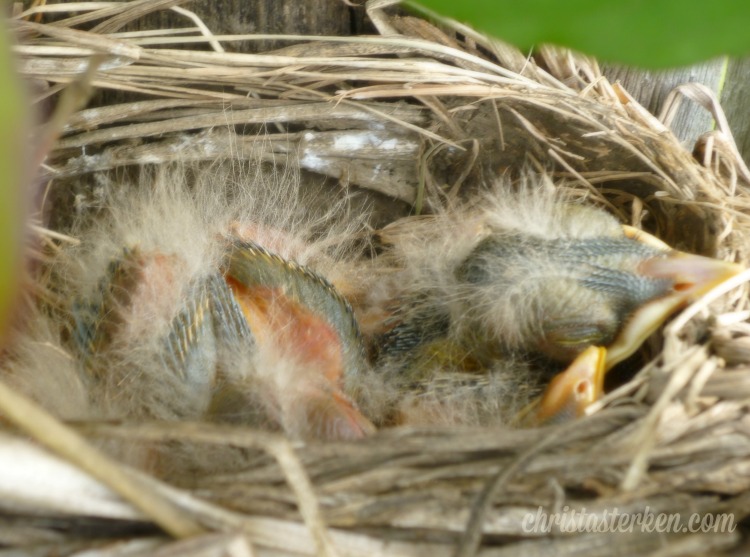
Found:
[0,379,205,537]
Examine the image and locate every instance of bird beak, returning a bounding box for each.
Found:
[524,228,741,427]
[605,235,743,369]
[532,345,606,425]
[530,236,741,427]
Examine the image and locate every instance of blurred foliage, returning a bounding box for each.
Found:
[412,0,750,68]
[0,22,26,334]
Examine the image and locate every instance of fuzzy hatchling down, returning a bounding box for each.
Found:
[5,165,740,451]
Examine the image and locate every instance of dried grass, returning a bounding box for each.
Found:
[4,1,750,555]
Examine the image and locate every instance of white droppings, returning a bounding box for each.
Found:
[332,132,401,152]
[300,151,328,173]
[135,154,165,164]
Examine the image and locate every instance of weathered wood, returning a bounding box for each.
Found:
[116,0,361,51]
[602,59,725,148]
[82,0,364,106]
[719,57,750,166]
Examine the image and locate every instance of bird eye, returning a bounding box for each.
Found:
[553,332,604,347]
[538,322,612,362]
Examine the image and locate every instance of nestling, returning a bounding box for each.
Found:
[10,163,374,442]
[351,176,740,426]
[4,167,740,443]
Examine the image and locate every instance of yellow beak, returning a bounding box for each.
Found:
[533,345,606,425]
[605,247,742,369]
[532,228,742,426]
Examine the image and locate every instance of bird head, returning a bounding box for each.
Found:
[454,199,741,369]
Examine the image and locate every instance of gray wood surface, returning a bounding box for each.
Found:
[88,0,369,107]
[112,0,361,50]
[719,57,750,165]
[602,60,726,148]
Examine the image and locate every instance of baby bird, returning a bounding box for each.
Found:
[17,163,375,443]
[10,167,739,444]
[354,180,741,427]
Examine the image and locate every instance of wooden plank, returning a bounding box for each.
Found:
[602,59,725,148]
[719,57,750,165]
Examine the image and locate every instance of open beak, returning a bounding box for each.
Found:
[605,242,742,369]
[532,345,606,425]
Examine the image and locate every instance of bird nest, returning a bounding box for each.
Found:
[5,1,750,555]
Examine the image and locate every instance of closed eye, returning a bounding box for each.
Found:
[545,323,609,347]
[538,321,614,362]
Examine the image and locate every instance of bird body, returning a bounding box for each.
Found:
[353,176,740,426]
[220,239,374,439]
[368,184,662,362]
[6,166,741,444]
[12,163,375,442]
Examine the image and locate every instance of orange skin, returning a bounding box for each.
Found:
[226,277,375,440]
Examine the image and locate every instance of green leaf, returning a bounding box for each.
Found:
[0,22,26,334]
[411,0,750,69]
